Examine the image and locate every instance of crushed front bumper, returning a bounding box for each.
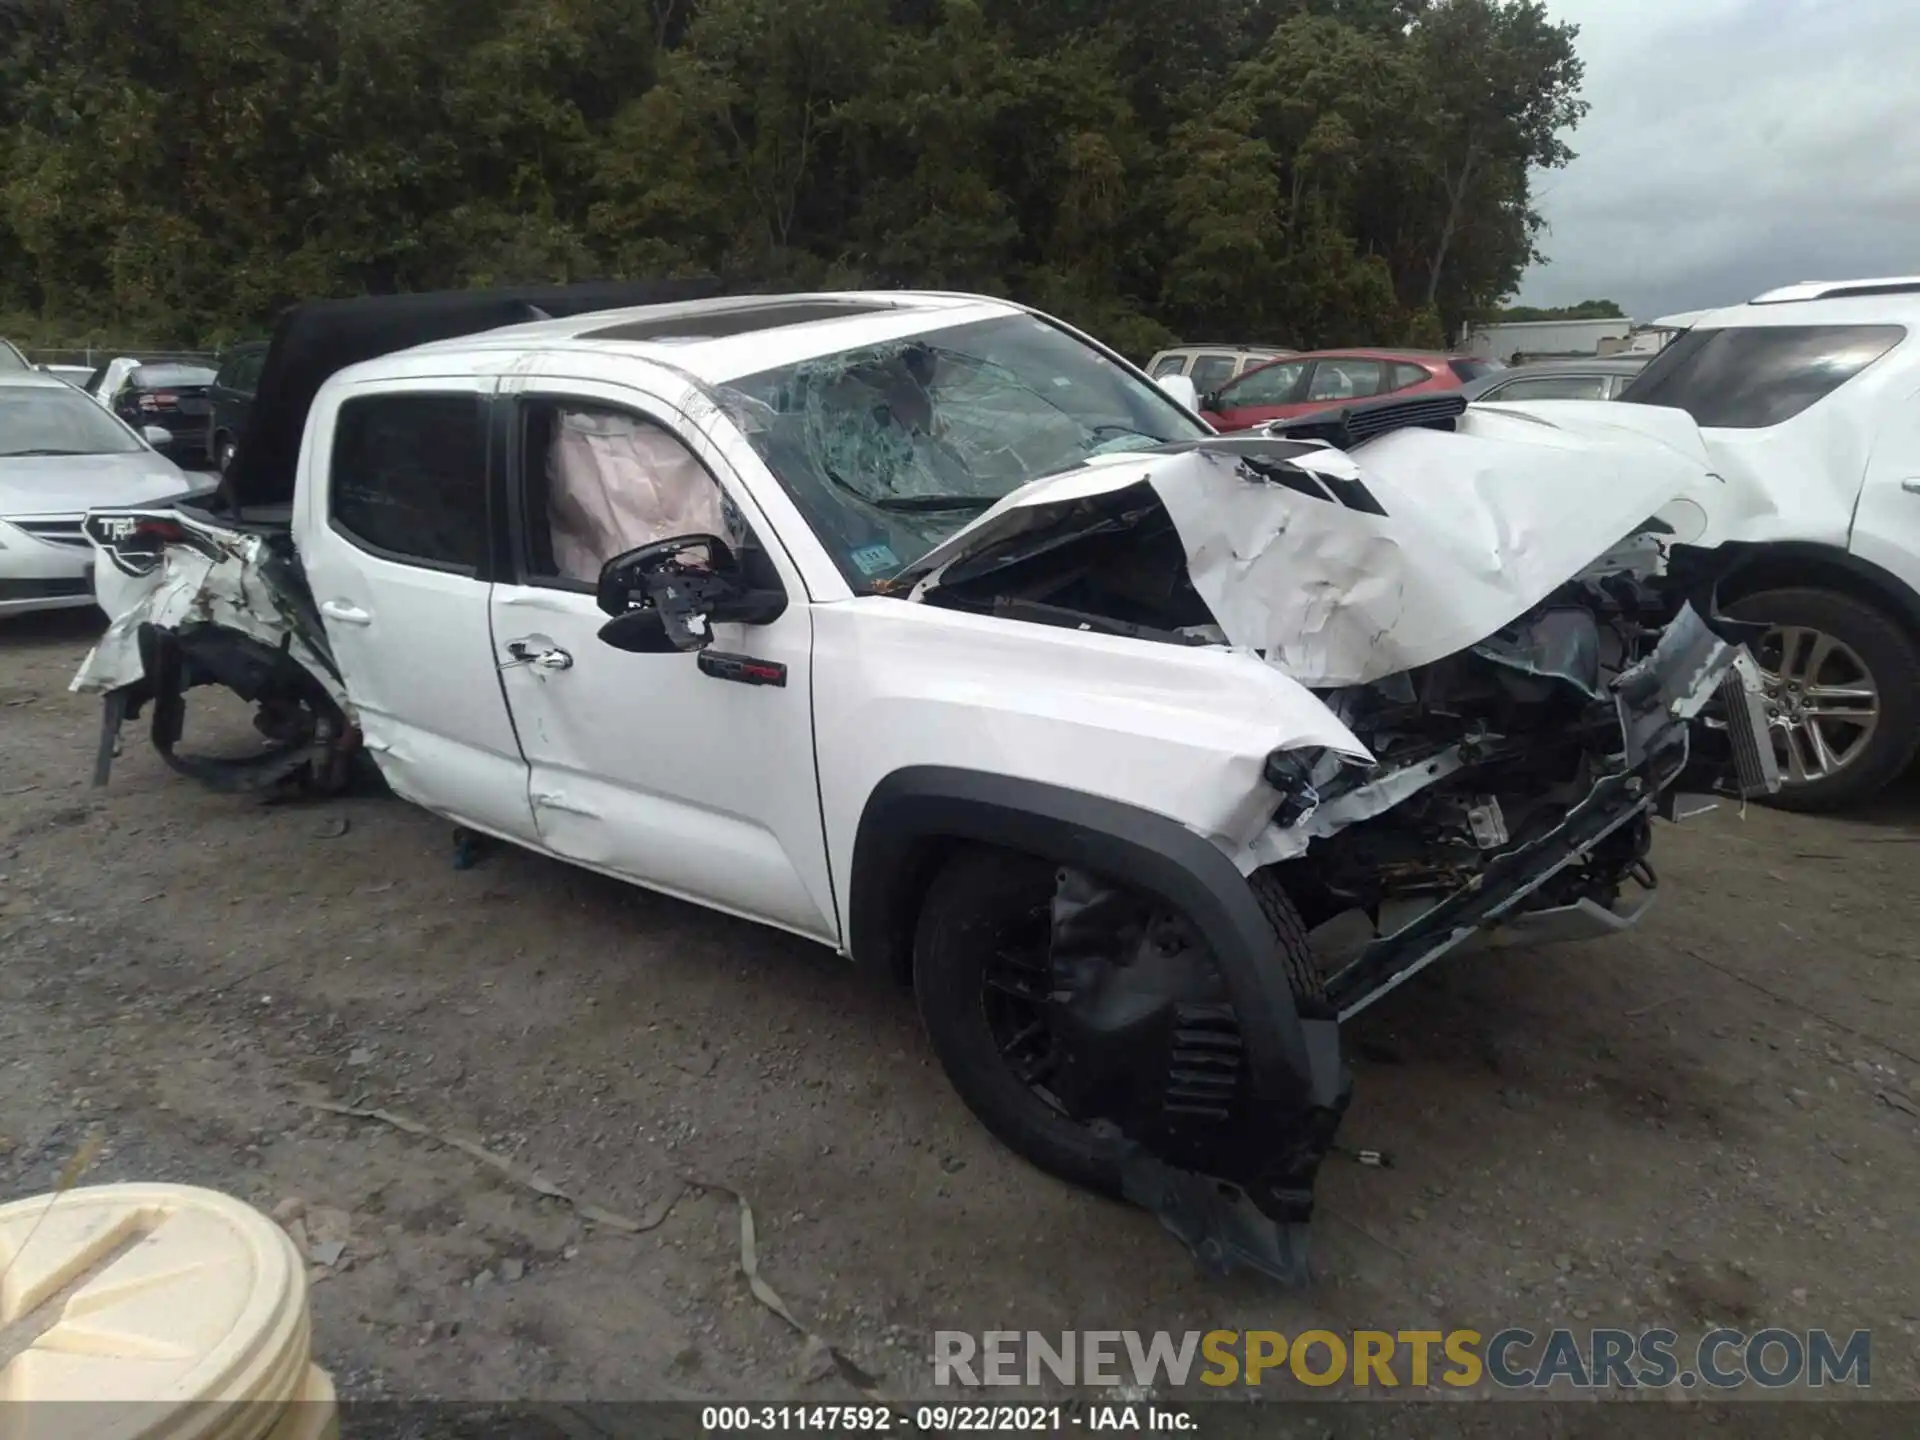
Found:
[1320,605,1776,1022]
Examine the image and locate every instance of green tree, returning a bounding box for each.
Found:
[0,0,1592,352]
[1494,299,1627,321]
[1403,0,1587,322]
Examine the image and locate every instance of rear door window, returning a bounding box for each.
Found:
[1622,325,1906,428]
[217,349,263,390]
[1389,362,1431,391]
[1307,358,1386,401]
[330,393,490,572]
[1188,354,1238,393]
[129,364,215,390]
[1491,374,1613,401]
[1448,358,1502,382]
[1218,360,1307,409]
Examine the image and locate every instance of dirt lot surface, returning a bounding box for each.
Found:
[4,609,1919,1431]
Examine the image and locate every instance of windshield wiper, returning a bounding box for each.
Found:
[869,494,1000,513]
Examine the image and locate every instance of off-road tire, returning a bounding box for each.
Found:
[1726,587,1920,812]
[911,844,1320,1197]
[1250,867,1325,1002]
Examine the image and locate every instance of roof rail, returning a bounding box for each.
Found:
[1750,277,1920,305]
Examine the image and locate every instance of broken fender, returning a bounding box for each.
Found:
[71,507,355,794]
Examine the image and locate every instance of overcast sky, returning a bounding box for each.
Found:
[1514,0,1920,321]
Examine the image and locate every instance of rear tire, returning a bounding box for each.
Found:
[1725,587,1920,811]
[910,845,1319,1197]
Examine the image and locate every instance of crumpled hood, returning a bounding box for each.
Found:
[906,410,1725,687]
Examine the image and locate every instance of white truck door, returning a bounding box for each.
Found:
[485,379,837,944]
[295,378,537,842]
[1851,381,1920,606]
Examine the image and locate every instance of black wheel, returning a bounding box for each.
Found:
[1725,588,1920,812]
[910,845,1319,1197]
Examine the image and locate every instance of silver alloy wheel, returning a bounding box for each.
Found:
[1755,625,1880,784]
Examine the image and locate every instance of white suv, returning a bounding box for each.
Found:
[1608,277,1920,808]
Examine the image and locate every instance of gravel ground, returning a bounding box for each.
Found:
[4,608,1919,1432]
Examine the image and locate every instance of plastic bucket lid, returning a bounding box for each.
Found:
[265,1366,337,1440]
[0,1183,331,1440]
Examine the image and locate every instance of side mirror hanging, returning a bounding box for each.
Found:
[595,533,788,653]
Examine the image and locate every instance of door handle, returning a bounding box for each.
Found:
[320,599,372,626]
[1901,479,1920,496]
[504,642,573,671]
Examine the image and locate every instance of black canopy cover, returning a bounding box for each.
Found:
[219,278,726,511]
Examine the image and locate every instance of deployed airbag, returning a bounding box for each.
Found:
[548,411,734,583]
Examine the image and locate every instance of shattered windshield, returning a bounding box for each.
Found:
[720,314,1206,588]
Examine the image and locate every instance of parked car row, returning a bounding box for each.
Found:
[1146,343,1296,392]
[0,372,202,616]
[1195,347,1504,431]
[1463,356,1649,401]
[1156,342,1650,431]
[0,341,267,472]
[99,362,220,463]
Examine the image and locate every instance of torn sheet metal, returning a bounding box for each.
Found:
[1244,747,1468,868]
[71,510,346,711]
[1305,600,1774,1020]
[1471,607,1604,698]
[907,417,1724,688]
[1612,601,1749,770]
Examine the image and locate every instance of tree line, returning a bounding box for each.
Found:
[0,0,1586,356]
[1494,300,1625,322]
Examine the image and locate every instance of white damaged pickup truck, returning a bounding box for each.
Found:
[71,286,1779,1282]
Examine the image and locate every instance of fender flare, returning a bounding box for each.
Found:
[1675,539,1920,634]
[847,765,1333,1112]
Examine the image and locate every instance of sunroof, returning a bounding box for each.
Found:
[583,299,897,343]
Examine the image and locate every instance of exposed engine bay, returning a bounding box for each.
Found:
[919,474,1775,1026]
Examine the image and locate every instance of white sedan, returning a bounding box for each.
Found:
[1,374,201,618]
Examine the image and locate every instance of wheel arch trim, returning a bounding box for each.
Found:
[847,765,1324,1107]
[1702,540,1920,635]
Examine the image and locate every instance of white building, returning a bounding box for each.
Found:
[1461,316,1635,362]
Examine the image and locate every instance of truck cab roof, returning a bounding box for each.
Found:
[381,290,1031,389]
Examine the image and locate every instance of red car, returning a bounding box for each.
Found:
[1197,349,1503,432]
